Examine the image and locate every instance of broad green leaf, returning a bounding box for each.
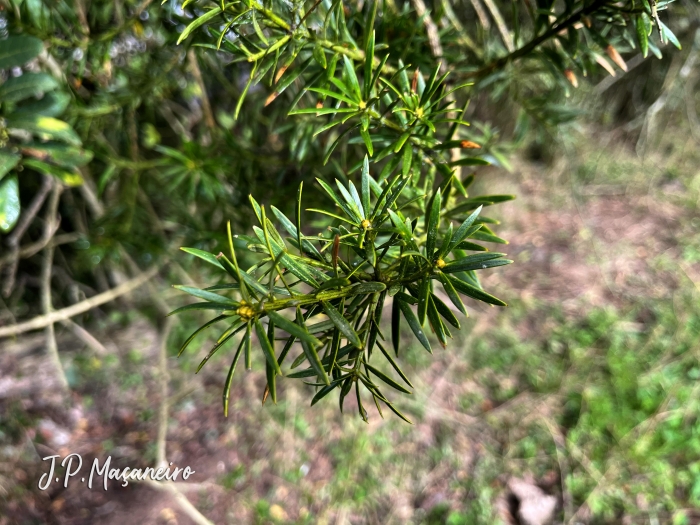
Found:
[22,159,83,187]
[0,151,20,182]
[322,300,362,348]
[15,91,70,117]
[254,318,283,375]
[6,115,81,146]
[0,175,20,233]
[0,73,58,104]
[21,143,93,168]
[0,36,43,69]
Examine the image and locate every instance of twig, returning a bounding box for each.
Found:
[465,0,610,79]
[482,0,515,52]
[142,479,215,525]
[636,46,696,155]
[41,182,69,391]
[3,176,54,297]
[412,0,444,70]
[0,232,78,269]
[469,0,491,30]
[439,0,479,55]
[297,0,324,28]
[187,50,216,133]
[156,317,175,468]
[78,170,105,219]
[539,416,575,521]
[0,265,161,338]
[594,53,647,94]
[59,318,109,355]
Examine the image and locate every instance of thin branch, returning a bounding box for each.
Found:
[187,49,216,132]
[482,0,515,52]
[466,0,610,79]
[0,230,77,269]
[41,182,69,391]
[469,0,491,30]
[3,176,54,296]
[142,479,214,525]
[59,318,109,355]
[412,0,445,69]
[156,317,175,468]
[0,265,161,339]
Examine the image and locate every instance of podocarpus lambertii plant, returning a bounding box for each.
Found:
[168,0,685,421]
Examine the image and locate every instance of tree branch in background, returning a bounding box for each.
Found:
[187,50,215,133]
[40,180,69,391]
[0,265,161,338]
[3,176,54,297]
[467,0,610,78]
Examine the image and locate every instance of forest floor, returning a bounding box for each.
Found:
[1,120,700,525]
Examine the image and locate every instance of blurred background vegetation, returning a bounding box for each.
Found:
[1,0,700,523]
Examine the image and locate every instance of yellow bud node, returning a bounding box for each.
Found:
[361,219,371,230]
[436,258,446,269]
[236,305,255,319]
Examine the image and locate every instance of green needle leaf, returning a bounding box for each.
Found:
[223,336,246,416]
[322,300,362,348]
[267,310,322,348]
[396,297,431,353]
[254,318,283,375]
[425,189,441,258]
[295,307,330,386]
